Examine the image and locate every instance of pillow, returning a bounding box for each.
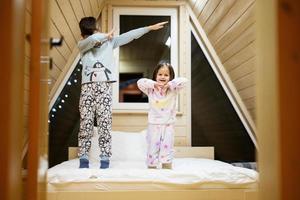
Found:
[231,162,257,171]
[89,128,147,163]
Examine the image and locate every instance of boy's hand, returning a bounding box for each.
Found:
[107,27,115,40]
[94,28,115,46]
[148,21,168,31]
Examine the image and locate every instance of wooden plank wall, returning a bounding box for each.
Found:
[188,0,256,121]
[25,0,105,107]
[31,0,256,147]
[48,0,106,99]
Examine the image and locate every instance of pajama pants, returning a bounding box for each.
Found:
[78,82,112,160]
[146,124,175,167]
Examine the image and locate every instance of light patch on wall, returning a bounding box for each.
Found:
[165,36,171,47]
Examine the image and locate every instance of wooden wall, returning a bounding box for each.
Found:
[25,0,257,147]
[188,0,256,121]
[43,0,190,146]
[48,0,106,99]
[26,0,105,103]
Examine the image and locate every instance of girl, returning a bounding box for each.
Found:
[137,62,188,169]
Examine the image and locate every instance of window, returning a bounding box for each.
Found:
[112,7,178,110]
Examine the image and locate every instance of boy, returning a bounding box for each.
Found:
[78,16,167,168]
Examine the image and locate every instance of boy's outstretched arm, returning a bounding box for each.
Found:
[78,33,109,54]
[112,21,168,49]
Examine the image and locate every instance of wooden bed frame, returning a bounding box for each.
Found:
[67,146,215,160]
[47,147,258,200]
[47,189,258,200]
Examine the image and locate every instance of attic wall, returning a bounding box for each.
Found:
[44,0,256,122]
[188,0,256,121]
[35,0,256,148]
[41,0,190,146]
[48,0,106,98]
[25,0,106,96]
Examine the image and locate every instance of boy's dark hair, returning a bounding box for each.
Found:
[152,61,175,81]
[79,17,97,37]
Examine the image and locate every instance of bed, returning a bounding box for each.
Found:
[47,130,258,200]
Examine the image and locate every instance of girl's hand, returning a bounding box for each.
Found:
[160,84,170,95]
[148,21,168,31]
[154,82,163,91]
[154,82,169,95]
[162,84,170,92]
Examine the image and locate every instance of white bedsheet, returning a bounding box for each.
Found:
[48,158,258,187]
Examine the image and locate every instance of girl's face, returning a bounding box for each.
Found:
[156,66,170,85]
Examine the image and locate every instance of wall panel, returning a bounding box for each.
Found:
[188,0,257,120]
[47,0,257,147]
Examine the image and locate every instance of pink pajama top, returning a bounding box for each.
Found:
[137,78,188,125]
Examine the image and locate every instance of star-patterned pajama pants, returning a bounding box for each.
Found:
[78,82,112,160]
[146,124,175,167]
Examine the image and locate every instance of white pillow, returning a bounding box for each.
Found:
[89,128,147,163]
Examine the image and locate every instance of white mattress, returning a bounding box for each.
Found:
[47,158,258,191]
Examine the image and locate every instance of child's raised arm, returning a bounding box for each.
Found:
[167,77,188,92]
[112,21,168,49]
[137,78,156,95]
[147,21,168,30]
[78,33,108,54]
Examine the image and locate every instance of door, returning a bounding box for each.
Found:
[27,0,50,199]
[0,0,26,200]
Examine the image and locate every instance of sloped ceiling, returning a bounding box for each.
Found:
[42,0,256,121]
[47,0,106,97]
[188,0,256,120]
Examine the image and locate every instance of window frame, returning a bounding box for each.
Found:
[112,7,178,111]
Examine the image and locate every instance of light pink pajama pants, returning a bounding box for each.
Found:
[146,124,175,167]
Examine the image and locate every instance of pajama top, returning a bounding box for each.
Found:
[137,78,188,124]
[78,27,150,84]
